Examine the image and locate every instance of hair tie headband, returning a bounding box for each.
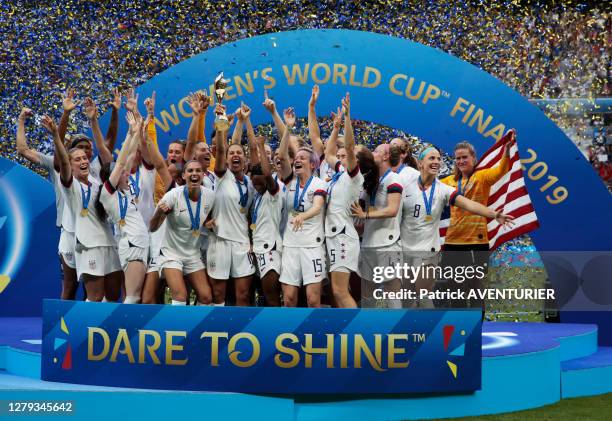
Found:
[418,147,436,161]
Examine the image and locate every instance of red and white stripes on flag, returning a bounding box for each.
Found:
[439,130,539,250]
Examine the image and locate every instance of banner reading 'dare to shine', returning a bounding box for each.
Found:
[41,300,482,393]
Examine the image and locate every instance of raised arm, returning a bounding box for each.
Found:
[105,87,122,153]
[242,103,259,167]
[58,88,80,141]
[83,97,113,164]
[231,105,245,146]
[255,136,277,194]
[214,104,229,175]
[108,114,138,188]
[307,85,324,157]
[42,115,71,184]
[16,108,41,164]
[342,93,357,173]
[57,88,81,169]
[480,130,514,185]
[124,87,142,120]
[262,89,286,138]
[185,91,209,161]
[324,106,342,167]
[143,117,173,190]
[277,108,295,180]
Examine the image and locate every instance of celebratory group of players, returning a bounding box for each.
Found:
[16,85,514,308]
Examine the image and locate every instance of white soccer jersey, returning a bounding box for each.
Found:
[361,170,403,248]
[318,160,336,182]
[100,180,150,248]
[210,170,254,244]
[251,183,283,254]
[198,170,218,250]
[38,154,64,228]
[401,179,458,252]
[325,162,363,240]
[396,165,420,187]
[273,174,288,234]
[283,174,327,248]
[89,156,102,183]
[128,162,156,228]
[61,177,115,248]
[160,185,215,260]
[202,170,217,191]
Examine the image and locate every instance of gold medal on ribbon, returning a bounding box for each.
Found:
[80,208,89,217]
[119,219,126,227]
[134,197,139,204]
[192,230,200,238]
[240,207,247,214]
[425,214,433,222]
[250,223,256,231]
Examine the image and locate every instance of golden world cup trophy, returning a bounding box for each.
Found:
[213,72,230,131]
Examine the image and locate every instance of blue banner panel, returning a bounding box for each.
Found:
[0,157,60,316]
[41,300,482,394]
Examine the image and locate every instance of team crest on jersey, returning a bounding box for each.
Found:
[88,259,96,270]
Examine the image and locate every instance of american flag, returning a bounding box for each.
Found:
[439,130,539,250]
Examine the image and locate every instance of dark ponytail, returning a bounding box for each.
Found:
[357,149,378,197]
[94,162,112,223]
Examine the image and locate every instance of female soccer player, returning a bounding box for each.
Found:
[440,135,513,310]
[323,94,363,308]
[401,147,514,307]
[277,108,328,307]
[150,159,215,305]
[97,112,149,303]
[351,143,403,308]
[207,104,256,307]
[46,115,122,302]
[250,136,283,306]
[16,107,77,299]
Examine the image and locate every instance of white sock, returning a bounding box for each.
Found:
[85,298,91,302]
[196,301,211,306]
[419,298,435,309]
[171,300,186,306]
[387,299,402,309]
[124,295,141,304]
[212,301,225,307]
[102,297,108,302]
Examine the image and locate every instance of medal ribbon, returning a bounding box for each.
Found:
[118,191,128,223]
[80,183,91,212]
[458,175,471,195]
[327,171,343,201]
[419,176,436,218]
[236,175,249,208]
[129,168,140,199]
[395,164,405,174]
[183,186,202,231]
[294,175,313,212]
[251,193,264,225]
[369,168,392,207]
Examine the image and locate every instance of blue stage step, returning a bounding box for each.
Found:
[1,318,610,420]
[561,347,612,398]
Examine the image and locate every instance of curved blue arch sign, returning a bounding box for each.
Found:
[102,29,611,252]
[2,29,611,316]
